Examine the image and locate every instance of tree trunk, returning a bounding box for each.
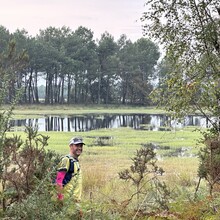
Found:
[34,71,39,103]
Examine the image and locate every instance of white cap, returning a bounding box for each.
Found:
[69,137,85,145]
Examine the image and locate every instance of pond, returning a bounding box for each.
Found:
[9,113,210,132]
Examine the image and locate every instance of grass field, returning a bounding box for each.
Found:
[10,125,205,201]
[5,105,210,217]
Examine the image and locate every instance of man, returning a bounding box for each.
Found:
[55,137,85,203]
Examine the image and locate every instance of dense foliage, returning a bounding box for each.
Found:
[0,25,160,105]
[0,41,28,199]
[143,0,220,121]
[142,0,220,199]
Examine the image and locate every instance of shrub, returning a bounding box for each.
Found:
[1,126,61,219]
[118,144,172,217]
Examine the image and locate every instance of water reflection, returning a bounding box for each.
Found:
[10,114,210,132]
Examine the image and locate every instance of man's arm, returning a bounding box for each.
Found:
[56,171,66,200]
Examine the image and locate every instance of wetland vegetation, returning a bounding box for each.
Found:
[2,105,211,219]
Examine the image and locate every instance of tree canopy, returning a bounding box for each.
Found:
[142,0,220,129]
[0,25,160,106]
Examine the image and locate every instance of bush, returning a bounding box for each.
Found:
[1,126,61,219]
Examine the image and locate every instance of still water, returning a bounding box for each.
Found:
[10,114,210,132]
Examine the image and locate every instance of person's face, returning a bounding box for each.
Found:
[70,143,83,157]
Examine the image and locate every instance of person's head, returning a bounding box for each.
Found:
[69,137,85,158]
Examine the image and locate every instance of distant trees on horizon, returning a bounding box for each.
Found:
[0,25,161,105]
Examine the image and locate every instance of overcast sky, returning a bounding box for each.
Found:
[0,0,146,41]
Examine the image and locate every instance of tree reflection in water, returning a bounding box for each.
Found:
[9,114,210,132]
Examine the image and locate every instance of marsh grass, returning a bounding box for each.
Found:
[6,123,209,218]
[8,126,203,175]
[160,157,199,186]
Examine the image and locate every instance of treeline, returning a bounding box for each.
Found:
[0,25,160,105]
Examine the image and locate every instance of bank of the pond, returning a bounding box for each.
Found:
[5,104,166,119]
